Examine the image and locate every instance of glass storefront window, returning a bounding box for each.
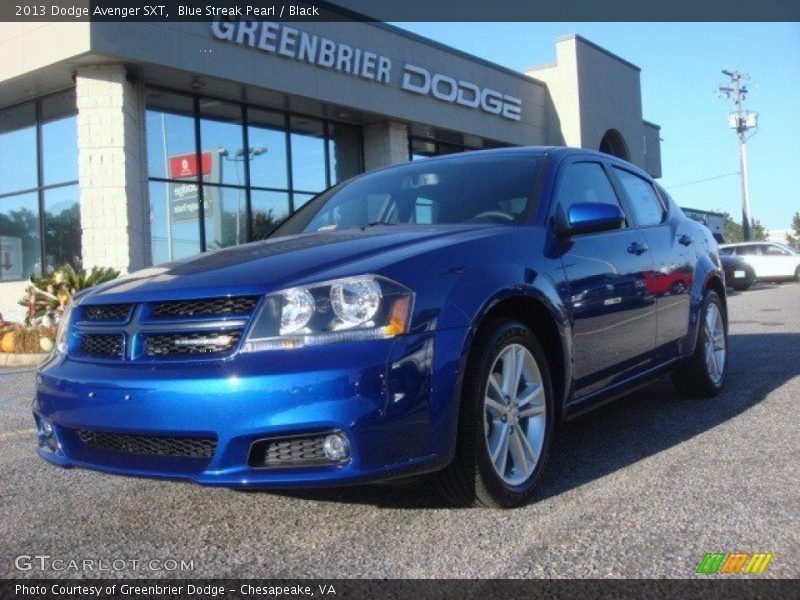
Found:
[293,193,315,210]
[145,90,196,180]
[328,122,362,184]
[41,90,78,186]
[248,109,289,190]
[0,192,41,281]
[146,88,363,263]
[438,142,462,155]
[0,91,78,279]
[199,100,245,187]
[43,184,80,269]
[410,136,498,161]
[290,116,327,193]
[149,180,201,264]
[410,139,437,161]
[203,185,248,250]
[0,103,37,195]
[251,190,290,240]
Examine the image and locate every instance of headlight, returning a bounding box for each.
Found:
[54,299,75,355]
[242,275,413,352]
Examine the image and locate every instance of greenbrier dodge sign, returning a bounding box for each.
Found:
[210,21,523,121]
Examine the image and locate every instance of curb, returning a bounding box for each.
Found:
[0,353,47,368]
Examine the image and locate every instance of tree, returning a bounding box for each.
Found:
[751,218,768,241]
[722,212,767,242]
[723,212,743,242]
[786,212,800,248]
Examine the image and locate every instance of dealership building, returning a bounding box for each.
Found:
[0,18,661,321]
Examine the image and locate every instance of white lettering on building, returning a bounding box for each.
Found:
[210,21,522,121]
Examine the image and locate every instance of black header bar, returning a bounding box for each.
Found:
[1,0,798,22]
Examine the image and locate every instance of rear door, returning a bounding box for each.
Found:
[610,167,693,360]
[553,157,657,400]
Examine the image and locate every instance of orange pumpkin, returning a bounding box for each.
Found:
[1,331,15,353]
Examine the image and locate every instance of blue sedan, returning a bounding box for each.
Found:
[34,147,728,507]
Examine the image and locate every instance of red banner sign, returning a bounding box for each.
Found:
[169,152,212,179]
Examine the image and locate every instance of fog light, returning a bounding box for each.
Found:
[323,433,350,462]
[36,418,59,453]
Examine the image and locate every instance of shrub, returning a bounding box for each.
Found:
[18,265,120,326]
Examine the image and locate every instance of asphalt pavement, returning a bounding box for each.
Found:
[1,283,798,579]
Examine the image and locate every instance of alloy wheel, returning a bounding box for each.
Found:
[704,303,726,385]
[483,344,546,486]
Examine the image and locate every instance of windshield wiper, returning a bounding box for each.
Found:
[359,221,396,229]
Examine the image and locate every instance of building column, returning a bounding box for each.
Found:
[362,121,409,171]
[76,64,150,274]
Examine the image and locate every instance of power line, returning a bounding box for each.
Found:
[666,171,739,190]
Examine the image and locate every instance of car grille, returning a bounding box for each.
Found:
[143,330,242,357]
[70,295,256,362]
[83,304,133,321]
[249,433,335,468]
[79,334,124,358]
[151,296,258,318]
[76,429,216,458]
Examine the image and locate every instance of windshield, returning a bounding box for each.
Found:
[272,153,542,237]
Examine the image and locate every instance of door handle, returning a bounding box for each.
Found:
[627,241,649,255]
[678,234,694,246]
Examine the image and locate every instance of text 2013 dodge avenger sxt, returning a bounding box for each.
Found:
[34,148,728,507]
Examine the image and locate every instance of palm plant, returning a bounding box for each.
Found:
[18,265,120,325]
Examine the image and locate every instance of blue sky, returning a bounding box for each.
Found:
[393,22,800,231]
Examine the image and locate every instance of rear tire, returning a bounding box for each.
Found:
[795,266,800,282]
[435,319,554,508]
[672,290,728,397]
[731,281,751,292]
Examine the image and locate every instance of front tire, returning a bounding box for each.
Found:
[672,290,728,397]
[436,319,554,508]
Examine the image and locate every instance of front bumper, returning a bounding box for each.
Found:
[33,328,467,487]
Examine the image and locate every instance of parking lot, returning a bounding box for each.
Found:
[0,283,798,579]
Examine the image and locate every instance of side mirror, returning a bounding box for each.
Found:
[559,202,625,236]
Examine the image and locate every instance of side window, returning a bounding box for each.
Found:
[555,161,624,227]
[738,245,759,256]
[613,167,665,227]
[764,244,789,256]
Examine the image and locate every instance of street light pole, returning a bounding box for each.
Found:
[224,146,268,245]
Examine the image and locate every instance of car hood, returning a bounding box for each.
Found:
[81,224,512,303]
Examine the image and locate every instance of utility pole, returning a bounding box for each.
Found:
[717,70,757,241]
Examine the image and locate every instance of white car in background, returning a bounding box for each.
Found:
[720,242,800,282]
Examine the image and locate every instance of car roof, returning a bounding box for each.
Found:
[396,145,650,174]
[720,241,775,247]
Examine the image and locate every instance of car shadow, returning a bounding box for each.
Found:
[256,332,800,509]
[734,282,787,294]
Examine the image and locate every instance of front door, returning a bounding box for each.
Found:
[553,158,657,400]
